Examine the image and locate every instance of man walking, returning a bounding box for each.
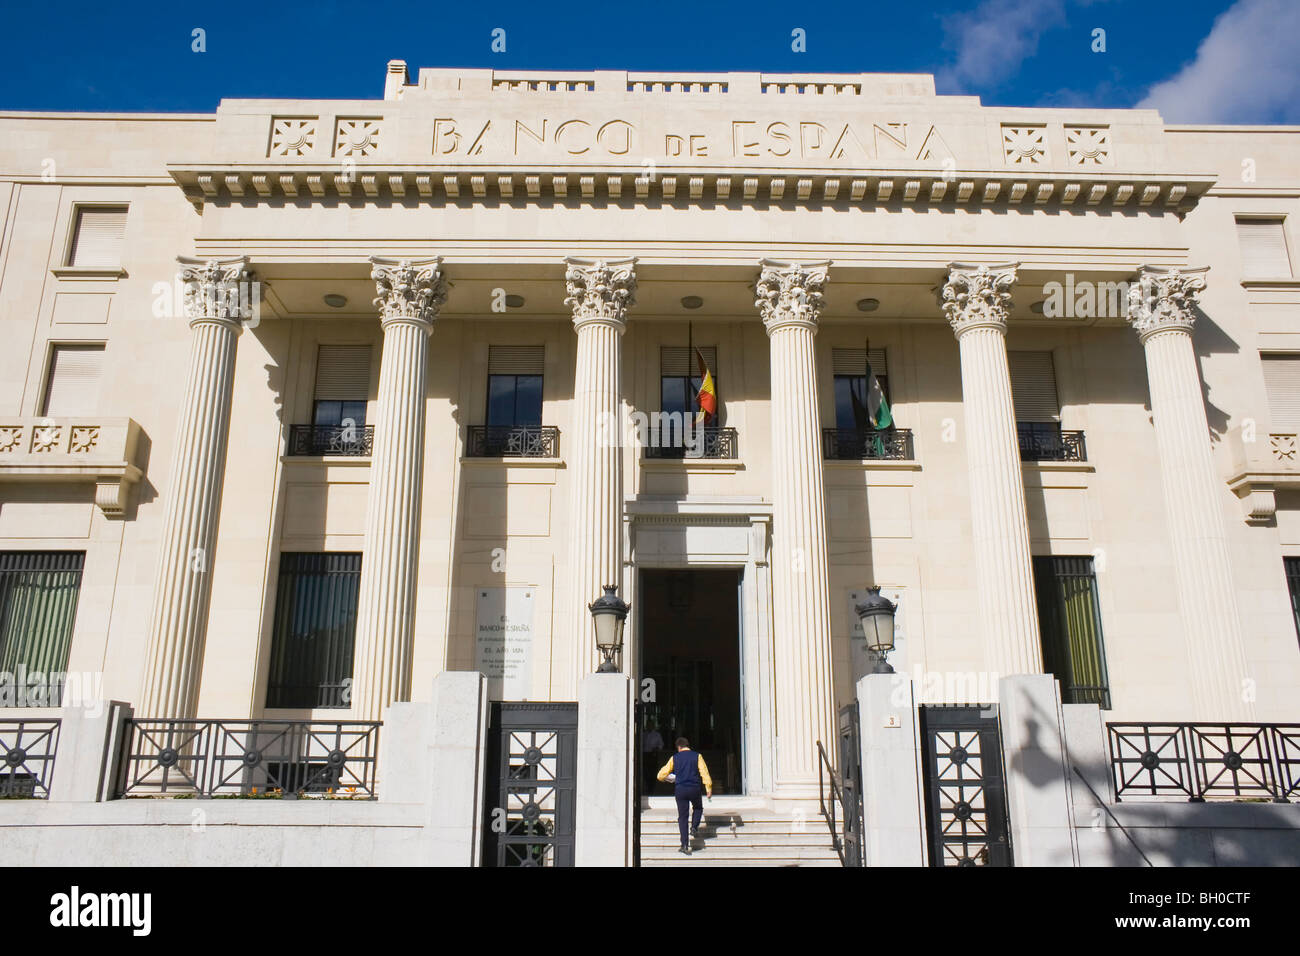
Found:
[656,737,713,855]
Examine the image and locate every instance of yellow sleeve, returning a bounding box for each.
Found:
[656,755,676,782]
[697,755,713,791]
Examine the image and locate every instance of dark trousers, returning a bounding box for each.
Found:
[675,787,703,846]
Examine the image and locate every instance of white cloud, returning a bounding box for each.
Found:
[937,0,1067,91]
[1137,0,1300,123]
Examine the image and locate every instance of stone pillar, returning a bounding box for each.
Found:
[351,258,446,721]
[942,263,1044,679]
[575,672,634,866]
[998,674,1079,866]
[755,259,836,793]
[140,257,253,717]
[1126,267,1254,719]
[562,258,635,696]
[857,674,926,866]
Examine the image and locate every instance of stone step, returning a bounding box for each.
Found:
[639,820,836,834]
[642,858,843,867]
[640,841,840,859]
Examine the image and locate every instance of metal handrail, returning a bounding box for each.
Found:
[816,739,849,866]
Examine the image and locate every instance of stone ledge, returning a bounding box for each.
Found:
[0,417,144,517]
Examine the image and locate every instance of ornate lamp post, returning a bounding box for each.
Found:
[855,587,898,674]
[588,584,630,673]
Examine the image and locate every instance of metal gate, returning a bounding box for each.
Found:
[919,705,1012,867]
[837,703,866,866]
[482,702,578,867]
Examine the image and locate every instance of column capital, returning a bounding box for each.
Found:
[1126,265,1209,343]
[755,258,830,333]
[370,256,447,331]
[177,256,256,332]
[563,257,637,330]
[941,262,1018,337]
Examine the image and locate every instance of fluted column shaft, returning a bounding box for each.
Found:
[943,264,1043,678]
[756,260,836,792]
[141,258,251,717]
[562,258,635,698]
[1129,268,1253,718]
[351,258,445,721]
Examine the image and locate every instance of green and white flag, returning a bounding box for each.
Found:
[851,350,892,429]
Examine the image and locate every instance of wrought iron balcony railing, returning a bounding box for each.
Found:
[644,425,738,460]
[1108,722,1300,803]
[287,424,374,457]
[466,425,560,458]
[1018,422,1086,462]
[822,427,914,461]
[0,719,60,799]
[118,719,380,799]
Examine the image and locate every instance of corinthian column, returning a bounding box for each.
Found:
[942,263,1043,678]
[1127,267,1253,719]
[350,258,446,721]
[562,258,635,698]
[140,257,253,717]
[755,259,835,793]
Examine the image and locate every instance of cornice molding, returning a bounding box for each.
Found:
[167,163,1214,214]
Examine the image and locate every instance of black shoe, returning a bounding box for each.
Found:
[690,827,699,839]
[678,845,691,855]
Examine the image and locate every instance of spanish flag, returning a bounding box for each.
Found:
[695,348,717,426]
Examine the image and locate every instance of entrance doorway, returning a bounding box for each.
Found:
[637,568,744,795]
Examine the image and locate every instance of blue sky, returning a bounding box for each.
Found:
[0,0,1296,122]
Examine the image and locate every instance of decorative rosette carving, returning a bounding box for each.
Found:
[369,257,447,327]
[754,259,830,332]
[563,258,637,327]
[1126,266,1208,342]
[177,256,256,324]
[941,263,1018,336]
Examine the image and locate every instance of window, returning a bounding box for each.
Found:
[0,552,84,707]
[312,345,371,428]
[266,553,361,709]
[659,344,718,419]
[486,345,544,428]
[1032,556,1111,708]
[1236,218,1291,279]
[1261,354,1300,429]
[1009,350,1060,422]
[1286,558,1300,651]
[66,206,127,268]
[41,344,104,417]
[832,347,891,431]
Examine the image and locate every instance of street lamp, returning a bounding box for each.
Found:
[589,584,630,673]
[855,587,898,674]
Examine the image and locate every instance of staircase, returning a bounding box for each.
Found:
[638,798,843,867]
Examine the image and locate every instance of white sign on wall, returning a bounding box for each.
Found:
[475,587,535,700]
[847,586,906,686]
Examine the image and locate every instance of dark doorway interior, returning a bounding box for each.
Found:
[638,568,743,795]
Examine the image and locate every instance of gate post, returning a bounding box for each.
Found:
[998,674,1079,866]
[424,671,489,865]
[857,673,927,866]
[576,672,634,866]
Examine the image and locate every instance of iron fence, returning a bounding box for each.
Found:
[117,719,380,799]
[644,425,738,460]
[466,425,559,458]
[287,424,374,457]
[1018,422,1087,462]
[1108,722,1299,802]
[0,719,60,799]
[822,427,914,461]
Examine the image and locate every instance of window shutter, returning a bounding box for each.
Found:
[1009,350,1060,421]
[488,345,545,375]
[1262,354,1300,428]
[41,344,105,416]
[1237,219,1291,279]
[832,348,887,376]
[314,345,372,401]
[68,207,127,268]
[660,346,717,376]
